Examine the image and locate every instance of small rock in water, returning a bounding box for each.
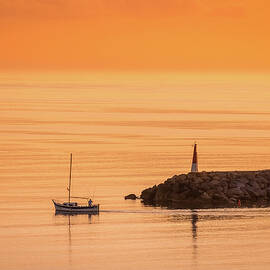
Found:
[125,194,137,200]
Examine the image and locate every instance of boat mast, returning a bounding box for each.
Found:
[68,153,72,203]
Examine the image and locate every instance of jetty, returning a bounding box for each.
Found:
[141,169,270,208]
[141,144,270,208]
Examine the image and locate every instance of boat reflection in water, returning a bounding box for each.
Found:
[54,211,99,266]
[55,211,99,224]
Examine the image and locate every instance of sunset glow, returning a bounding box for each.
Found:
[1,0,270,71]
[1,2,270,270]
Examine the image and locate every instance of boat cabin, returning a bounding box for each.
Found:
[63,202,77,206]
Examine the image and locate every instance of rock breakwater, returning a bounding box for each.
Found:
[141,170,270,209]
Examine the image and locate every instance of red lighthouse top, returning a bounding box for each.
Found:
[191,143,198,172]
[192,143,198,164]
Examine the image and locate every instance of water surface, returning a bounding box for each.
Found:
[1,72,270,269]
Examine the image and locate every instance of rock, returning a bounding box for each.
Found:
[125,194,138,200]
[209,179,220,186]
[249,180,261,190]
[227,187,243,197]
[267,188,270,198]
[245,185,260,198]
[172,182,181,193]
[216,186,223,193]
[239,177,249,184]
[229,179,240,188]
[178,174,187,181]
[212,192,226,200]
[201,175,211,181]
[177,190,190,200]
[141,186,157,203]
[200,182,210,191]
[201,192,211,200]
[193,177,204,185]
[155,189,171,202]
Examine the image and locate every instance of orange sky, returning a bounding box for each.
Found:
[1,0,270,71]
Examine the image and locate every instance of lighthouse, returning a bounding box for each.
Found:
[191,143,198,172]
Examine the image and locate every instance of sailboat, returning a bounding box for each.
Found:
[52,153,99,213]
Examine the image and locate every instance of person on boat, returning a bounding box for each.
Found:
[88,199,93,206]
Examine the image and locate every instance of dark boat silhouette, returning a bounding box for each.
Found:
[52,153,99,213]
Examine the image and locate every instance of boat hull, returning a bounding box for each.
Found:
[52,200,99,213]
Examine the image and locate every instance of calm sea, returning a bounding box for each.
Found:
[1,72,270,270]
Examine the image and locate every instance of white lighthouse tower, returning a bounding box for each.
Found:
[191,143,198,172]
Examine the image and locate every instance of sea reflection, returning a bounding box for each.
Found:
[168,209,199,267]
[191,210,198,240]
[191,210,198,265]
[54,211,99,224]
[54,212,99,267]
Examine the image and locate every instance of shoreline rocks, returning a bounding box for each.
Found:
[140,170,270,209]
[124,194,138,200]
